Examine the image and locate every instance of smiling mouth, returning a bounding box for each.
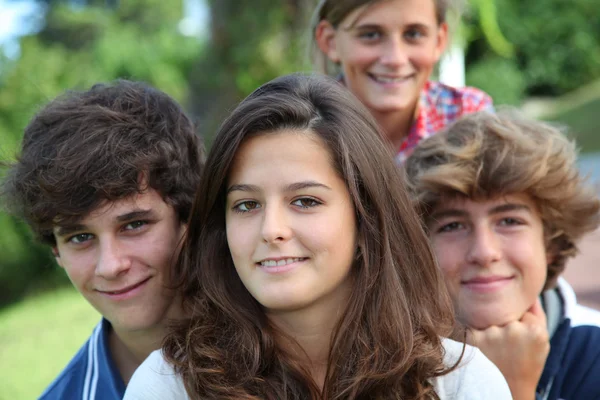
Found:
[258,257,308,267]
[368,74,413,84]
[462,276,514,285]
[99,277,151,295]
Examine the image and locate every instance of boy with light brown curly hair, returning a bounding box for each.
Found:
[405,110,600,400]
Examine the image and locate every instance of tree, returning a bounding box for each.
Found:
[188,0,316,144]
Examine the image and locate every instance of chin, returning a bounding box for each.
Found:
[462,308,520,330]
[260,296,315,313]
[368,100,413,114]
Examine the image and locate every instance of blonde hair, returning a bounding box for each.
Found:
[404,110,600,289]
[310,0,463,75]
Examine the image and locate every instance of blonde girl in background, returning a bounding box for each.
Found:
[312,0,493,163]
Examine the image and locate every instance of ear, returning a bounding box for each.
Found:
[315,20,341,63]
[52,246,63,268]
[433,22,449,62]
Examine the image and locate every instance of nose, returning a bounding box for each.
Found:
[466,226,502,267]
[261,203,292,244]
[379,35,408,67]
[96,237,132,279]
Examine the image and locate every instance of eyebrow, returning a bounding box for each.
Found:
[54,209,156,237]
[116,209,155,222]
[349,21,431,32]
[55,224,87,238]
[430,203,532,221]
[227,181,332,195]
[350,23,382,31]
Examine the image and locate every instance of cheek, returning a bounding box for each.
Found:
[411,47,439,70]
[340,45,378,70]
[431,239,459,272]
[59,252,94,289]
[516,242,548,290]
[226,219,254,261]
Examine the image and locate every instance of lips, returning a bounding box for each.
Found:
[98,277,151,295]
[257,257,308,267]
[462,276,513,285]
[255,257,308,274]
[461,275,514,293]
[368,73,414,85]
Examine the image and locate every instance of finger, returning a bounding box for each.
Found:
[521,298,547,326]
[528,298,546,318]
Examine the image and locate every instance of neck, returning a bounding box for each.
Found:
[107,300,184,384]
[371,103,419,151]
[267,284,351,388]
[108,323,165,385]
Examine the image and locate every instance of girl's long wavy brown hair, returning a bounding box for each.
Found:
[164,73,458,399]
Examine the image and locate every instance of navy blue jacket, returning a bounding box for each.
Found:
[537,279,600,400]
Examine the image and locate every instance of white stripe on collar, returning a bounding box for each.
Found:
[557,278,600,328]
[83,322,102,400]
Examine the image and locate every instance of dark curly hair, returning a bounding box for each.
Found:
[1,79,204,245]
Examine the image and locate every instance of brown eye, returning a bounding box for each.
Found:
[234,201,261,213]
[292,198,321,209]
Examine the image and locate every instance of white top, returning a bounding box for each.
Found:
[124,338,512,399]
[557,277,600,328]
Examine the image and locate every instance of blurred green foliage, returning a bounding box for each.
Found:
[465,0,600,105]
[187,0,315,146]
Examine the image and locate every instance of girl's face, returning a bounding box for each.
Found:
[226,130,357,316]
[316,0,447,116]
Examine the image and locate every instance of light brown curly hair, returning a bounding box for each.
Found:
[404,110,600,289]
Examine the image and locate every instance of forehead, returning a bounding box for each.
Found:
[53,189,172,230]
[227,130,338,186]
[432,193,540,215]
[343,0,438,27]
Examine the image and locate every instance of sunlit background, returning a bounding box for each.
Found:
[0,0,598,398]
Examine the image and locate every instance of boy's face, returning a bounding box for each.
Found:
[427,193,548,329]
[52,189,186,336]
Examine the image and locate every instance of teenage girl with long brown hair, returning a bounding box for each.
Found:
[124,74,510,399]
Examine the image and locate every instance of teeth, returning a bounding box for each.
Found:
[260,258,304,267]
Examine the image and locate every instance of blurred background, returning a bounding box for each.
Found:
[0,0,598,398]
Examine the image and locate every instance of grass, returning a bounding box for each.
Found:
[0,287,100,400]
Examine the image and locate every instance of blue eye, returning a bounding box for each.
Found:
[124,220,148,230]
[437,222,463,233]
[358,30,382,41]
[67,233,94,244]
[234,201,261,213]
[499,218,522,226]
[404,29,425,41]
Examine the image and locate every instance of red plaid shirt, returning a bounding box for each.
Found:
[395,81,493,164]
